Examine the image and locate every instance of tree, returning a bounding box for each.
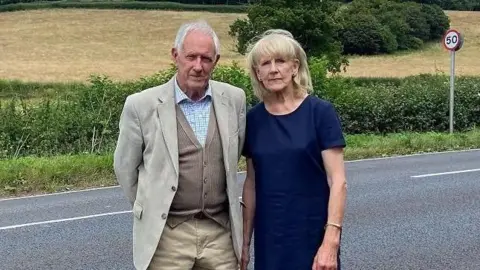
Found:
[228,0,348,73]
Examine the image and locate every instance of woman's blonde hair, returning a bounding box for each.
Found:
[246,29,313,101]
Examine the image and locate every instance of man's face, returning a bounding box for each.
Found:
[171,30,219,94]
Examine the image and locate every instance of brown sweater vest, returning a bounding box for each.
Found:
[167,103,229,228]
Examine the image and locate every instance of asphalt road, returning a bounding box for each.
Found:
[1,149,479,270]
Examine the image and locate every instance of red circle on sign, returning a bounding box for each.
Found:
[442,29,461,51]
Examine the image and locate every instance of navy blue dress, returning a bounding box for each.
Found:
[242,95,346,270]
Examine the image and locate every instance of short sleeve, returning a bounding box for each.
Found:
[315,101,346,151]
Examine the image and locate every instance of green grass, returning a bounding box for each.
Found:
[0,154,114,197]
[344,129,480,159]
[1,129,479,198]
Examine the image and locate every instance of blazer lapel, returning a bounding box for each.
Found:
[156,77,179,177]
[211,84,230,173]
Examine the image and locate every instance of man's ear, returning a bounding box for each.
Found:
[214,54,220,66]
[171,48,178,63]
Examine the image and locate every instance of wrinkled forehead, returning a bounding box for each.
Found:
[181,30,217,56]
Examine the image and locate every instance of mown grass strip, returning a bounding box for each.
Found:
[1,129,479,197]
[0,154,114,196]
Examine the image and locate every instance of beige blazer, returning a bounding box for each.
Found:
[113,76,246,270]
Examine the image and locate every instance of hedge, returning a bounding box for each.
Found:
[1,60,479,158]
[0,0,247,13]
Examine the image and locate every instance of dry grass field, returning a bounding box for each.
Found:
[0,9,246,82]
[0,9,478,82]
[345,11,480,77]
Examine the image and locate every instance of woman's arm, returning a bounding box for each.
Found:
[322,147,347,246]
[313,147,347,270]
[240,158,256,270]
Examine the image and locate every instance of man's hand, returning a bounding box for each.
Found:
[312,242,339,270]
[240,244,250,270]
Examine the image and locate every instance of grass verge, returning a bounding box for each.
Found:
[0,154,114,197]
[1,129,479,198]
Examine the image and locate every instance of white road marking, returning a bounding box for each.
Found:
[411,168,480,178]
[0,185,120,202]
[346,148,480,163]
[0,210,131,231]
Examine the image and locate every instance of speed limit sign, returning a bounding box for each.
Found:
[443,29,463,51]
[443,28,464,134]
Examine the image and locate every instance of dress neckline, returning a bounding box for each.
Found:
[263,94,310,117]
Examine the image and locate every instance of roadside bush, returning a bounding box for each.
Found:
[1,61,479,158]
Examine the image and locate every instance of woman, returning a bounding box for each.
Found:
[240,29,347,270]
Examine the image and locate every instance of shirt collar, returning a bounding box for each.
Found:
[174,76,212,104]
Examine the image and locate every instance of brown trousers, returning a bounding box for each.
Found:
[148,216,238,270]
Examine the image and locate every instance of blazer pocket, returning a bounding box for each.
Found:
[133,201,143,220]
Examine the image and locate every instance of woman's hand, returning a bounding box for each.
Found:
[312,241,339,270]
[240,244,250,270]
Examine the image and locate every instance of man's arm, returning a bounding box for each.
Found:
[237,90,247,161]
[113,95,144,206]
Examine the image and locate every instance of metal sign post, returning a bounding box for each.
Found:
[449,49,455,134]
[442,29,463,134]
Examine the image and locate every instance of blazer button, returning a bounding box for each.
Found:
[161,213,167,219]
[171,186,176,191]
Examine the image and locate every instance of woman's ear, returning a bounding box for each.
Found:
[292,59,300,76]
[256,67,262,81]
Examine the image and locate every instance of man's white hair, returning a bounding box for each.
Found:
[174,20,220,56]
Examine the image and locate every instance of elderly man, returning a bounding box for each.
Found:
[113,20,246,270]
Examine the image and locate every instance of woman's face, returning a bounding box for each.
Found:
[256,55,299,93]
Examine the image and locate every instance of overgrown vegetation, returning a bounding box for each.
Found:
[1,60,479,159]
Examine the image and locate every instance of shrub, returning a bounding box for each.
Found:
[420,3,450,40]
[339,13,397,54]
[1,61,479,159]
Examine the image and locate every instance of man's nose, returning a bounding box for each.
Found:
[193,57,203,71]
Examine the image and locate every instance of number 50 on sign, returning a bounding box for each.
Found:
[443,29,463,51]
